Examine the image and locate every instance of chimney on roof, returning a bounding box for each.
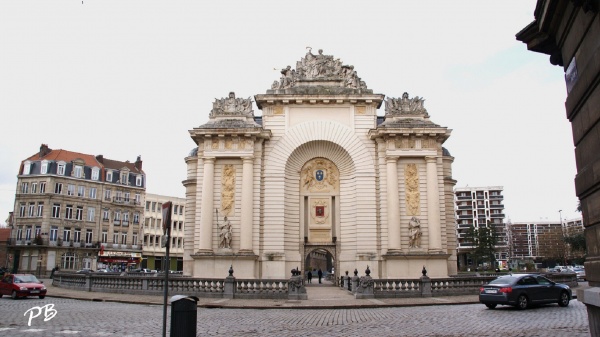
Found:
[39,144,51,158]
[96,155,104,164]
[135,155,142,170]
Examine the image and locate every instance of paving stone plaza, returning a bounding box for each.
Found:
[0,297,590,337]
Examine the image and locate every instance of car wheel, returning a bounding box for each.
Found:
[517,294,529,310]
[558,291,570,307]
[485,304,497,309]
[39,295,45,299]
[11,291,17,300]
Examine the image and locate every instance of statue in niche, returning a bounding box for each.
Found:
[219,216,232,249]
[408,217,422,248]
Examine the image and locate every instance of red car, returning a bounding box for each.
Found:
[0,274,47,299]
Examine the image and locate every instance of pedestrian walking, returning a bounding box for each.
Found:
[307,270,312,283]
[318,268,323,284]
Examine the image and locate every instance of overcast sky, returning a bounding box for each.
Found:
[0,0,580,225]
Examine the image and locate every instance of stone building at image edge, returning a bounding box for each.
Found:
[183,49,457,279]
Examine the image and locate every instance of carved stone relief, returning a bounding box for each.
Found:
[355,106,366,114]
[405,163,420,216]
[221,165,235,216]
[273,106,284,115]
[224,138,233,150]
[301,158,339,193]
[212,139,219,150]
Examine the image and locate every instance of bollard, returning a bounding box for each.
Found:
[170,295,199,337]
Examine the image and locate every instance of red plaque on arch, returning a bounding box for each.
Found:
[316,206,324,217]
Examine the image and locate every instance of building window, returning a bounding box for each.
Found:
[65,205,73,219]
[132,233,138,246]
[19,203,26,217]
[37,202,44,217]
[135,193,141,205]
[76,206,83,221]
[61,252,76,270]
[39,182,46,194]
[151,202,156,212]
[87,207,95,222]
[124,192,130,203]
[133,212,139,224]
[78,186,84,197]
[23,161,31,175]
[52,204,61,218]
[106,170,113,182]
[16,227,23,240]
[121,172,128,185]
[123,212,129,226]
[28,203,35,217]
[63,228,71,242]
[57,162,66,175]
[101,230,107,243]
[113,232,119,244]
[113,211,121,225]
[21,182,29,194]
[146,201,150,211]
[115,191,122,203]
[102,209,109,221]
[41,161,48,174]
[86,230,93,244]
[25,226,32,241]
[91,167,100,181]
[89,187,97,199]
[74,229,81,243]
[121,232,127,245]
[174,205,178,214]
[31,182,37,194]
[74,165,83,178]
[67,184,75,196]
[54,183,62,194]
[104,189,111,201]
[136,175,142,187]
[50,226,58,241]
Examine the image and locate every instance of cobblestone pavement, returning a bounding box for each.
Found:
[0,297,590,337]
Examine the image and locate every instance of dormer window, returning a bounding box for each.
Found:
[136,175,142,187]
[106,170,113,182]
[91,167,100,181]
[23,161,31,175]
[121,172,129,185]
[41,160,48,174]
[57,162,66,175]
[74,165,83,178]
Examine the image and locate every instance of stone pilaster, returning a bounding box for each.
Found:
[425,156,442,252]
[386,156,401,251]
[240,156,254,252]
[199,157,215,252]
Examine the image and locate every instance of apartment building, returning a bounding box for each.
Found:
[508,218,584,266]
[8,144,145,275]
[454,186,508,270]
[142,193,185,271]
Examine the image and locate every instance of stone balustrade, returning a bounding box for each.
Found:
[52,272,577,300]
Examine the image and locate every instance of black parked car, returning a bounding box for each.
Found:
[479,273,571,310]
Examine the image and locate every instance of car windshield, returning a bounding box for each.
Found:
[14,275,40,283]
[489,276,517,285]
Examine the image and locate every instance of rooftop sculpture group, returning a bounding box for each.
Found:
[271,48,368,90]
[384,92,428,116]
[210,92,253,117]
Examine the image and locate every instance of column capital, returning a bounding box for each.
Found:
[424,156,437,163]
[241,156,254,163]
[202,157,216,163]
[386,155,399,163]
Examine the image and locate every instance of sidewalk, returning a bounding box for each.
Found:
[41,279,481,309]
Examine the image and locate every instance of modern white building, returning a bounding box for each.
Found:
[454,186,508,269]
[142,193,186,271]
[183,50,458,280]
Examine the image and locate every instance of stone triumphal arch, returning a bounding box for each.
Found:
[184,49,457,280]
